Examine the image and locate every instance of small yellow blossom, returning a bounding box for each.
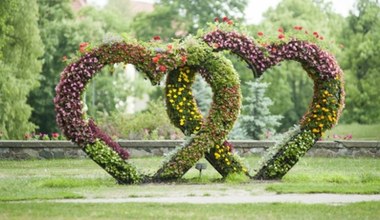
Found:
[214,152,220,159]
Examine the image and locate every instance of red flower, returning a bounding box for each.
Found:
[181,55,187,63]
[313,32,319,38]
[214,17,219,22]
[52,133,59,139]
[222,16,229,22]
[257,32,264,36]
[294,26,303,30]
[159,65,167,72]
[153,35,161,41]
[79,42,89,53]
[278,33,285,40]
[227,20,233,25]
[167,44,173,51]
[152,56,159,63]
[79,42,89,48]
[278,27,284,33]
[319,36,324,40]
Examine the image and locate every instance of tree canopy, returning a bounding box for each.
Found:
[0,0,43,139]
[339,0,380,123]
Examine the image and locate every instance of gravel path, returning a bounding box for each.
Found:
[51,194,380,204]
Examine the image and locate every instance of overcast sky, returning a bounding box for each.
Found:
[88,0,357,24]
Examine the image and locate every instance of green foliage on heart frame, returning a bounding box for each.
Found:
[55,32,247,183]
[163,64,249,179]
[84,140,142,184]
[202,19,345,179]
[154,38,247,180]
[55,19,344,183]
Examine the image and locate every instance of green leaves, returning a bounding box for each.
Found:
[0,0,43,139]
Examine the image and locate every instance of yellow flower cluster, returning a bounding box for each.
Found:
[167,67,203,132]
[308,89,339,135]
[213,144,232,165]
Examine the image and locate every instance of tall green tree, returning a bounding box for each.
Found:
[0,0,16,60]
[238,80,283,140]
[131,0,248,41]
[28,0,106,134]
[251,0,345,131]
[79,0,132,34]
[192,75,212,115]
[0,0,43,139]
[28,0,74,134]
[340,0,380,123]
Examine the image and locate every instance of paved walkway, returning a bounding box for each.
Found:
[52,194,380,204]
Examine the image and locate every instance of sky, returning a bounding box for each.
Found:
[88,0,357,24]
[244,0,356,24]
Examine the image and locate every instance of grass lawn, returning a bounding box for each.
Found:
[324,123,380,140]
[1,202,379,220]
[0,156,379,202]
[0,156,379,219]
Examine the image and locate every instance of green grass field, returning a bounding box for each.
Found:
[324,123,380,140]
[0,156,379,219]
[0,156,379,202]
[1,202,379,220]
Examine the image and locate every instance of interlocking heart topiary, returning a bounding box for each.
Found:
[55,20,344,184]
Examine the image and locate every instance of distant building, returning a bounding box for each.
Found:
[130,0,154,15]
[72,0,87,12]
[70,0,154,114]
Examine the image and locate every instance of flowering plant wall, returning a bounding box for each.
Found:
[202,20,345,179]
[55,19,344,183]
[55,34,247,183]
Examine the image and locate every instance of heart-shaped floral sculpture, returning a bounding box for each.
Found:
[55,35,246,183]
[201,21,345,179]
[55,20,344,183]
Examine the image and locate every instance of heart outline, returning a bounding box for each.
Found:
[202,27,345,179]
[55,38,244,183]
